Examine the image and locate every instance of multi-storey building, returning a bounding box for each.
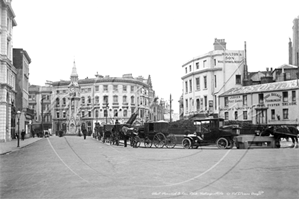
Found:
[0,0,17,142]
[50,62,156,135]
[181,38,245,118]
[13,48,34,138]
[219,80,299,126]
[28,85,52,135]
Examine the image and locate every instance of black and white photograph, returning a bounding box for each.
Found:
[0,0,299,198]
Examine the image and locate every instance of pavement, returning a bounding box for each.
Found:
[0,136,43,155]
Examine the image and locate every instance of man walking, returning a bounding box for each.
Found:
[81,123,87,140]
[21,129,25,140]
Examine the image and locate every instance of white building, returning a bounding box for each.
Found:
[219,80,299,126]
[0,0,17,142]
[181,38,245,118]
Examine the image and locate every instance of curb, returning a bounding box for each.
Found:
[0,138,43,155]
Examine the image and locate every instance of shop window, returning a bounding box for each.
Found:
[271,109,275,120]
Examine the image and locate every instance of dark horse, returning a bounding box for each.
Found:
[261,125,299,148]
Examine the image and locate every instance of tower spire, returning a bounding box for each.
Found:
[70,60,79,83]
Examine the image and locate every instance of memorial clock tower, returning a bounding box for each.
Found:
[67,61,81,134]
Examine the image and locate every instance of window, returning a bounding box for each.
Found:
[62,98,66,106]
[189,79,192,92]
[103,96,108,104]
[123,96,127,103]
[214,75,217,88]
[204,96,207,110]
[56,98,60,106]
[234,111,238,120]
[283,92,288,102]
[113,85,118,92]
[81,111,85,118]
[283,109,289,119]
[225,112,229,120]
[185,81,188,93]
[131,96,134,104]
[189,65,191,71]
[123,85,127,92]
[130,86,134,93]
[95,96,99,104]
[196,62,199,69]
[56,112,60,118]
[243,95,247,106]
[103,85,108,92]
[236,75,241,84]
[95,110,99,118]
[104,110,108,117]
[243,111,247,120]
[214,59,216,66]
[215,95,217,110]
[292,91,296,101]
[185,99,188,112]
[88,111,91,117]
[185,67,187,74]
[123,110,127,117]
[225,97,229,107]
[258,94,264,104]
[87,96,91,104]
[203,60,206,68]
[113,95,118,103]
[196,77,200,90]
[204,76,207,89]
[95,86,99,91]
[87,88,91,92]
[81,97,85,104]
[196,99,200,111]
[114,109,118,117]
[63,112,66,118]
[271,109,275,120]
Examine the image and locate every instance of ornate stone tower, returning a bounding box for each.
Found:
[67,61,81,134]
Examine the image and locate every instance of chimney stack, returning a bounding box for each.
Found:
[213,38,226,50]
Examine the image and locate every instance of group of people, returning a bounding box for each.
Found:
[15,129,26,140]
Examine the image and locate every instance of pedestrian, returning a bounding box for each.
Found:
[15,132,19,140]
[81,123,87,140]
[21,129,25,140]
[32,129,35,138]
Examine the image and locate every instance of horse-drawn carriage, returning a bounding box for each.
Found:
[133,115,240,149]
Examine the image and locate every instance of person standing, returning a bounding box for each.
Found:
[81,123,87,140]
[21,129,25,140]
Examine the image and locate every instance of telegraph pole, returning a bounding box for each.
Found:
[170,94,172,122]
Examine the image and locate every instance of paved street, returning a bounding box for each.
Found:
[0,136,298,199]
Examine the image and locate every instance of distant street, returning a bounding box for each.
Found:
[0,136,298,199]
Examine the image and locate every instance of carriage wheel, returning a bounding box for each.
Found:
[216,137,228,149]
[225,138,234,149]
[144,137,152,148]
[182,138,192,149]
[166,134,177,148]
[153,132,166,148]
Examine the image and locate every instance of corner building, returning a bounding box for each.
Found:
[219,80,299,126]
[0,0,17,142]
[181,38,245,118]
[51,63,155,135]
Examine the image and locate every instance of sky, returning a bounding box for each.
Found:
[12,0,299,113]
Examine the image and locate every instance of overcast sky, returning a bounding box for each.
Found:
[12,0,299,113]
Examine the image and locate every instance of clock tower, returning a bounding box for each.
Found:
[67,61,81,134]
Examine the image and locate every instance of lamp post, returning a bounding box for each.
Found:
[16,111,21,147]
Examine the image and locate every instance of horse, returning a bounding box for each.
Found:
[261,125,299,148]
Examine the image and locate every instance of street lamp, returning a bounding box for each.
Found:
[16,111,21,147]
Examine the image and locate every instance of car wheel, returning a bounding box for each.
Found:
[216,137,228,149]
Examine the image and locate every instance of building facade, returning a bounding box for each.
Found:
[0,0,17,142]
[50,63,156,135]
[219,80,299,126]
[13,48,34,137]
[181,38,245,118]
[28,85,52,135]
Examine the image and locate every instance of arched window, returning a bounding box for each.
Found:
[95,96,99,104]
[56,97,60,106]
[131,96,134,104]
